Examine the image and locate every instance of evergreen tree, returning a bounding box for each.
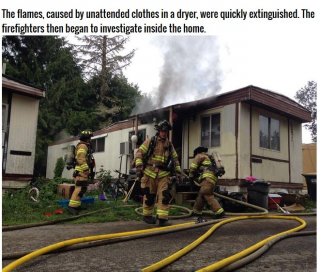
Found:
[72,35,135,98]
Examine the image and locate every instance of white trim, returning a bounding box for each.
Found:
[92,133,108,140]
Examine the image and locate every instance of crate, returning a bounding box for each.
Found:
[268,194,282,210]
[57,183,75,199]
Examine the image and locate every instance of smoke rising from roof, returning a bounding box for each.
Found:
[156,36,223,108]
[131,36,223,115]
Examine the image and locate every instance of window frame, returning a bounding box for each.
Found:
[91,137,105,153]
[259,114,280,151]
[200,112,221,148]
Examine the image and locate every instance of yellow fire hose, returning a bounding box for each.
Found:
[2,191,313,272]
[141,215,307,272]
[2,221,195,272]
[3,215,307,272]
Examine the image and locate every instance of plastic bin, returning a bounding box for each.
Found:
[57,196,94,208]
[268,193,282,210]
[302,173,316,201]
[247,181,270,209]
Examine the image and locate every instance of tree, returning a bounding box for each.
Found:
[72,35,135,98]
[295,81,317,142]
[86,74,142,126]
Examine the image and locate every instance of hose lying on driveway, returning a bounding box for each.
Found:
[3,215,309,272]
[2,218,223,260]
[220,230,316,272]
[141,215,307,272]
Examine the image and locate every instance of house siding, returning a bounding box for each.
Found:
[46,85,308,191]
[5,93,39,176]
[46,124,156,179]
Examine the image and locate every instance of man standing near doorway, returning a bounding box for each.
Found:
[135,120,182,226]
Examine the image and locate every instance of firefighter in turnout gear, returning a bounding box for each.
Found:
[189,146,225,219]
[68,130,95,215]
[135,120,182,226]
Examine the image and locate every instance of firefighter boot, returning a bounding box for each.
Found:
[214,210,226,219]
[158,218,170,227]
[67,206,79,216]
[143,216,157,224]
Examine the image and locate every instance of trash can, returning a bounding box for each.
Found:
[247,180,270,209]
[302,173,317,201]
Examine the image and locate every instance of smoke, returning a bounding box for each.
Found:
[155,36,223,108]
[131,36,223,115]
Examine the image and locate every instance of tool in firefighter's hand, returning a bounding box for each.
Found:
[211,152,226,177]
[122,178,138,203]
[135,166,143,179]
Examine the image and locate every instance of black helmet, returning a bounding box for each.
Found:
[155,120,172,131]
[79,129,93,141]
[193,146,208,157]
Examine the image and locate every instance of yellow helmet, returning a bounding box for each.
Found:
[79,129,93,141]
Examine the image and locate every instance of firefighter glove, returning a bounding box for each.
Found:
[136,166,143,178]
[73,170,79,178]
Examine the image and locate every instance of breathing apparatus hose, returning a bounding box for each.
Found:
[141,215,307,272]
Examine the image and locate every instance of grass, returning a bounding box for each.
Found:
[2,177,142,226]
[3,177,316,226]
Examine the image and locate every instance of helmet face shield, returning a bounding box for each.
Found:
[155,120,172,131]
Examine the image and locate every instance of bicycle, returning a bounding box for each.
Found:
[104,170,129,200]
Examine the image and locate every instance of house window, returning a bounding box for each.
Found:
[259,115,280,151]
[92,137,105,152]
[201,113,220,148]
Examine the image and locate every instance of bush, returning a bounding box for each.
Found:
[54,157,65,178]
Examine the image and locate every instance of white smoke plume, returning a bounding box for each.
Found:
[131,36,223,115]
[155,36,223,108]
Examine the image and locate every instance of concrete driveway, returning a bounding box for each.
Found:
[2,215,316,271]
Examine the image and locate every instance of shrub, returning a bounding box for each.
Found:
[54,157,65,178]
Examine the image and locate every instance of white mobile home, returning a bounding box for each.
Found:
[47,85,311,193]
[2,74,45,188]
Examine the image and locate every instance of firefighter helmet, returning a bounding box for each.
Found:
[155,120,172,131]
[79,129,93,141]
[193,146,208,157]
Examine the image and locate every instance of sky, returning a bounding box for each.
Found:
[122,34,316,143]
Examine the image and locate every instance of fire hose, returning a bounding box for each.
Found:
[2,215,314,272]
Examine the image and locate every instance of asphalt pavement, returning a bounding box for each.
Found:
[2,215,316,272]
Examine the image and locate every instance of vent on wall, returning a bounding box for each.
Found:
[120,142,132,155]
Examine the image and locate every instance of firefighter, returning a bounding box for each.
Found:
[189,146,225,219]
[135,120,182,226]
[68,129,95,215]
